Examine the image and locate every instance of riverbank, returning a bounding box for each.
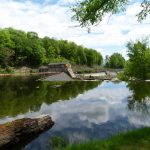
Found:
[63,127,150,150]
[0,66,120,82]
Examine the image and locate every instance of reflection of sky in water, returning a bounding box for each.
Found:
[1,81,150,150]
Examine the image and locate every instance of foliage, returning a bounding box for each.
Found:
[73,65,102,73]
[137,0,150,22]
[0,48,14,67]
[117,71,128,81]
[0,28,103,68]
[63,127,150,150]
[123,39,150,80]
[5,67,14,73]
[105,53,125,69]
[72,0,150,26]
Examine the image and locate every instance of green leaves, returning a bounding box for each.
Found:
[0,27,103,68]
[124,39,150,80]
[72,0,150,26]
[105,53,125,69]
[72,0,128,26]
[137,0,150,22]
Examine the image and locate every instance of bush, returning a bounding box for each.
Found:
[117,72,128,81]
[5,67,14,73]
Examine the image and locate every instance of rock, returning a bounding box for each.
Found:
[0,115,54,149]
[111,77,120,82]
[42,72,74,81]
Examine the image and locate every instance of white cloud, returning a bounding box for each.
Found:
[0,0,149,58]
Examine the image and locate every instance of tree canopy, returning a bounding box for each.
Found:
[123,39,150,80]
[105,53,125,69]
[72,0,150,26]
[0,28,103,68]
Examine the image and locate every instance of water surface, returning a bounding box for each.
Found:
[0,76,150,150]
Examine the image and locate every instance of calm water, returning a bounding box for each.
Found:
[0,76,150,150]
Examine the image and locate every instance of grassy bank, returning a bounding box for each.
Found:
[72,65,102,74]
[62,128,150,150]
[0,65,99,75]
[0,67,38,75]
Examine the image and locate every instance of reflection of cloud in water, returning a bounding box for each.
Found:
[41,99,108,124]
[127,107,150,127]
[19,82,150,149]
[77,82,131,104]
[39,82,130,125]
[0,82,131,126]
[2,81,150,149]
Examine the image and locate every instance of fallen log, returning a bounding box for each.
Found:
[0,115,54,149]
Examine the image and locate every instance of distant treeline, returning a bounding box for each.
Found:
[0,28,103,68]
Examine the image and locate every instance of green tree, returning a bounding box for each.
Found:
[0,28,14,49]
[107,53,125,69]
[59,40,76,61]
[0,27,103,68]
[0,48,14,67]
[8,28,29,66]
[76,46,87,65]
[104,55,110,68]
[124,39,150,80]
[27,32,46,66]
[42,37,60,63]
[72,0,150,26]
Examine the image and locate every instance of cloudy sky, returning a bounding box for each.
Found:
[0,0,149,58]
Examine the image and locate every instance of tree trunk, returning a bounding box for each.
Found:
[0,115,54,149]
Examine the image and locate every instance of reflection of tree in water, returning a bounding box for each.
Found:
[127,81,150,113]
[0,76,101,118]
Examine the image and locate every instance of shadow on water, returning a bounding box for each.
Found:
[0,76,101,119]
[127,81,150,113]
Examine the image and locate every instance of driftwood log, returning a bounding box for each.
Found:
[0,115,54,149]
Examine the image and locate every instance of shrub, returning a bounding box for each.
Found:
[6,67,14,73]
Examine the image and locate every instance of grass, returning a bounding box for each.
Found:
[72,65,102,74]
[63,128,150,150]
[4,122,13,127]
[50,136,69,149]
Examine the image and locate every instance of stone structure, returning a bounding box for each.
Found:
[39,63,76,78]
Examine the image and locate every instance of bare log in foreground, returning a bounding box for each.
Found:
[0,115,54,149]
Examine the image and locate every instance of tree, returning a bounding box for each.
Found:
[72,0,150,27]
[76,46,87,65]
[0,48,14,67]
[104,55,110,68]
[0,27,103,68]
[107,53,125,69]
[124,39,150,80]
[27,32,46,66]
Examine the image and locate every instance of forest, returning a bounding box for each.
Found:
[0,28,103,68]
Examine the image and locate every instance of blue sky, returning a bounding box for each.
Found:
[0,0,149,58]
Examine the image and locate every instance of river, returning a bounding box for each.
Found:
[0,76,150,150]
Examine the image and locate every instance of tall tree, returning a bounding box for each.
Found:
[0,28,103,67]
[108,53,125,69]
[0,48,14,67]
[124,39,150,80]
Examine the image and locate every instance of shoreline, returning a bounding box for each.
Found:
[0,72,58,76]
[63,127,150,150]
